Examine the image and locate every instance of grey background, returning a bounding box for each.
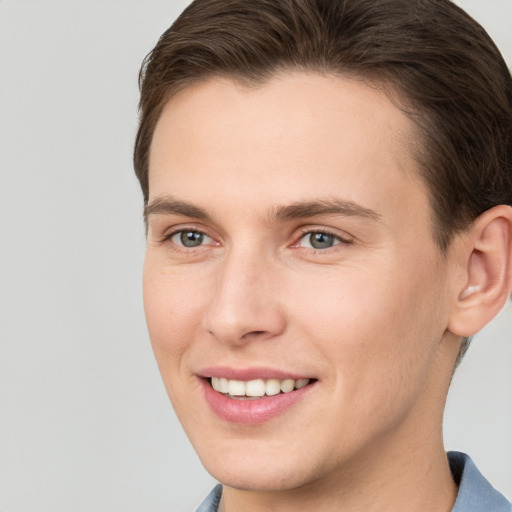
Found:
[0,1,510,510]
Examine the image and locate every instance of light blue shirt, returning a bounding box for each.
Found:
[195,452,511,511]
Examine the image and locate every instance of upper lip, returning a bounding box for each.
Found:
[198,366,314,381]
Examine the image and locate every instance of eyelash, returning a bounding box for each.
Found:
[293,228,352,252]
[160,227,352,253]
[161,227,215,248]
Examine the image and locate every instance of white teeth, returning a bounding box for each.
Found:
[228,379,246,396]
[210,377,311,397]
[246,379,266,397]
[218,377,229,393]
[295,378,309,389]
[280,379,295,393]
[265,378,281,396]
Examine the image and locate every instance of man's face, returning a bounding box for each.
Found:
[144,73,459,491]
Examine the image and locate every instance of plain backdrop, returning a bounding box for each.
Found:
[0,1,511,510]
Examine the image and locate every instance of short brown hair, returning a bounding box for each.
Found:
[135,0,512,249]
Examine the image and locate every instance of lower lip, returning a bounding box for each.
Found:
[201,379,315,425]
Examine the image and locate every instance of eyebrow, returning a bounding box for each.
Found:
[144,196,210,224]
[144,195,382,225]
[269,199,382,223]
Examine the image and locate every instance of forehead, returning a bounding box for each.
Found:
[148,72,429,227]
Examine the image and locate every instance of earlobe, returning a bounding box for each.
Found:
[448,205,512,337]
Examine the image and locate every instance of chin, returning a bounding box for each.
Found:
[196,442,322,492]
[206,464,311,492]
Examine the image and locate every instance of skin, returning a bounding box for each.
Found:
[143,72,466,512]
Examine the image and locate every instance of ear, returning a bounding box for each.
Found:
[448,205,512,337]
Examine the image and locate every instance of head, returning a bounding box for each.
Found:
[135,0,512,500]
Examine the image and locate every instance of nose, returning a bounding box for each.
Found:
[202,247,286,346]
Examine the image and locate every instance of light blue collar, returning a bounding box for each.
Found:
[449,451,511,512]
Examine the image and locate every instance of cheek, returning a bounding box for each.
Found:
[293,262,445,419]
[142,262,210,421]
[142,260,206,369]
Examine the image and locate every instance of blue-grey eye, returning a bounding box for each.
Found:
[299,232,340,249]
[171,230,211,247]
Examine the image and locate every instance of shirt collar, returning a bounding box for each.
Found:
[449,451,511,512]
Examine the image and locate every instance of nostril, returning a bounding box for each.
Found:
[241,330,266,338]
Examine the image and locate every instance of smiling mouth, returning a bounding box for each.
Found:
[209,377,313,399]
